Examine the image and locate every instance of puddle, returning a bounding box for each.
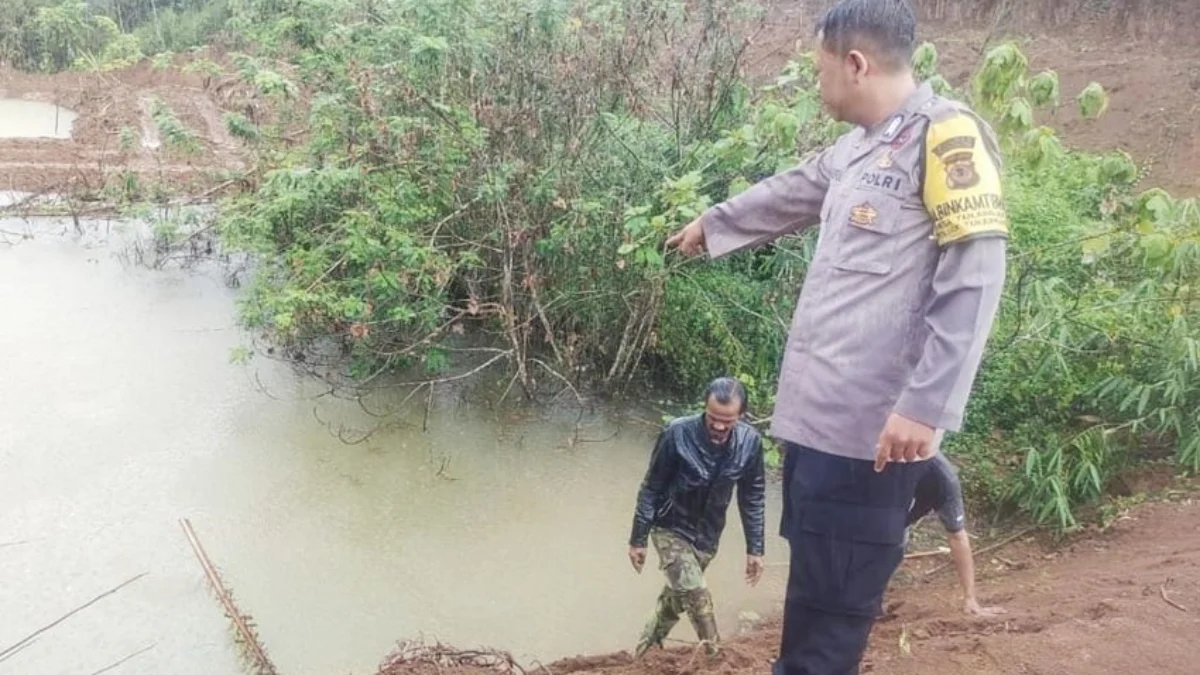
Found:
[0,99,78,139]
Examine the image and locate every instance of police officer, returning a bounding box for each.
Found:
[627,377,766,659]
[665,0,1009,672]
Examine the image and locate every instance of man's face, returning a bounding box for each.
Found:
[703,397,742,446]
[815,40,858,123]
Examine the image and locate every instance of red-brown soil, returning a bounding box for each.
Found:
[377,497,1200,675]
[0,57,241,195]
[746,0,1200,196]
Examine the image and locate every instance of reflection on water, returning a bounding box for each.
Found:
[0,99,78,139]
[0,214,786,675]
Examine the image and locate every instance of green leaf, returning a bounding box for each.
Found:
[912,41,938,78]
[1077,82,1109,119]
[1080,233,1111,264]
[1146,193,1174,222]
[1098,152,1139,184]
[727,177,751,199]
[1002,97,1034,131]
[1139,233,1172,262]
[1028,70,1061,108]
[617,243,636,255]
[624,216,649,236]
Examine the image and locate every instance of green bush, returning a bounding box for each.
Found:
[130,0,1198,532]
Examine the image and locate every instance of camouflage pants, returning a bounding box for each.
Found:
[636,528,721,656]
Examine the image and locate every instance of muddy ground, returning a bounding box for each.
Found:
[377,495,1200,675]
[0,58,241,195]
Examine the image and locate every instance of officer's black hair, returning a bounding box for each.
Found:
[704,377,748,415]
[815,0,917,73]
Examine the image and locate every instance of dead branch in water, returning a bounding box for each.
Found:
[0,573,148,664]
[378,638,527,675]
[87,643,157,675]
[179,518,279,675]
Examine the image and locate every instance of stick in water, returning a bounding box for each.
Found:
[88,643,157,675]
[179,518,279,675]
[0,573,148,663]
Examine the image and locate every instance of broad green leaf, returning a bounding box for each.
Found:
[1028,70,1061,108]
[1080,233,1110,264]
[1139,233,1172,262]
[727,177,752,199]
[624,216,649,236]
[1098,153,1139,185]
[912,41,938,77]
[1077,82,1109,119]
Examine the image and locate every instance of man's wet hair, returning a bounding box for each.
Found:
[815,0,917,72]
[704,377,748,415]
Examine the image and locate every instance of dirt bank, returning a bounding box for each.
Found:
[376,496,1200,675]
[747,0,1200,196]
[0,61,239,195]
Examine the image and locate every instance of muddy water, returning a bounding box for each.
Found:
[0,212,787,675]
[0,100,77,139]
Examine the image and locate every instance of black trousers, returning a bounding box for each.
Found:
[773,443,929,675]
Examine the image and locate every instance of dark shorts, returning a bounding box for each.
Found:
[906,452,966,533]
[775,443,929,675]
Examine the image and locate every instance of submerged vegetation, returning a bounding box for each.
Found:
[3,0,1198,532]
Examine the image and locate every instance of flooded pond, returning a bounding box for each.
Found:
[0,99,78,139]
[0,212,787,674]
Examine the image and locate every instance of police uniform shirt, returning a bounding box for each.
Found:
[701,82,1009,461]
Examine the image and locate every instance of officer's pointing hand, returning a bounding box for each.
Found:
[874,413,935,472]
[665,217,706,257]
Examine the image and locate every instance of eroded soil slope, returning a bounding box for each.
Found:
[748,0,1200,196]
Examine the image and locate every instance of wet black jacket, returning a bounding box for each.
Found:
[629,414,766,556]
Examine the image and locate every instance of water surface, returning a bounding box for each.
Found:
[0,214,786,675]
[0,99,78,139]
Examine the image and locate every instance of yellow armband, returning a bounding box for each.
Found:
[923,113,1009,246]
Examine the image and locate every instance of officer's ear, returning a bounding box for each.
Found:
[846,49,870,82]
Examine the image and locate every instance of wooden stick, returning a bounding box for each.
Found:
[0,573,148,662]
[88,643,157,675]
[0,539,34,549]
[904,547,950,560]
[1160,581,1189,613]
[179,518,279,675]
[926,527,1037,577]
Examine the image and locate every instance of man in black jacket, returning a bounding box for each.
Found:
[628,377,767,659]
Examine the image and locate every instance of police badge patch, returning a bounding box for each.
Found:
[876,151,894,169]
[931,135,981,190]
[849,203,878,228]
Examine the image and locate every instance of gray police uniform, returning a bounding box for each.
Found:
[699,81,1008,675]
